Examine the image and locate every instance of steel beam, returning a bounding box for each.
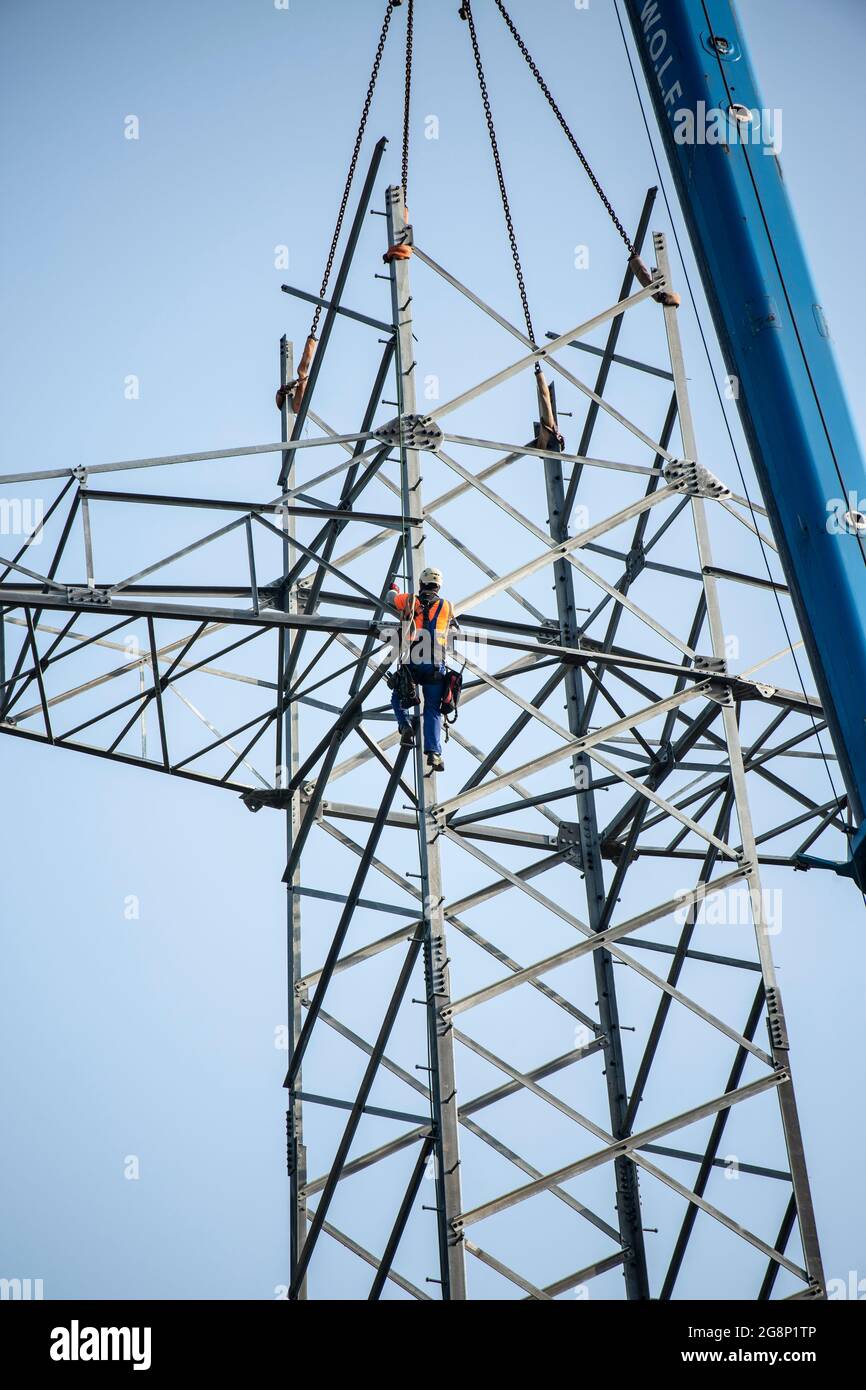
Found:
[543,414,648,1299]
[656,233,825,1295]
[384,184,466,1299]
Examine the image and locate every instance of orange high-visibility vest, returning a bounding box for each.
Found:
[393,592,453,663]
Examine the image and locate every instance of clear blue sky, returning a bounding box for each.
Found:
[1,0,864,1300]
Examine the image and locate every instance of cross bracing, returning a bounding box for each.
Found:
[1,167,841,1300]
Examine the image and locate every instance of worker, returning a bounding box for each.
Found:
[388,567,454,772]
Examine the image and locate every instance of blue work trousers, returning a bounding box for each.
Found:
[391,663,445,755]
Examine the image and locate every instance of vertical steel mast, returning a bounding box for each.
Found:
[384,183,467,1299]
[279,335,309,1297]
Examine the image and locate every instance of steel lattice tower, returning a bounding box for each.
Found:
[1,155,835,1299]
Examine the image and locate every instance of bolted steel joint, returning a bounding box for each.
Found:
[664,459,732,500]
[375,412,442,451]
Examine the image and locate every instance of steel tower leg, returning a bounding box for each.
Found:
[655,233,826,1296]
[279,336,308,1297]
[385,184,467,1299]
[543,446,650,1302]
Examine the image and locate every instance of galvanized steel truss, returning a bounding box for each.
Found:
[1,163,838,1300]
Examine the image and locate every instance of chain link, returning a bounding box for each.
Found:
[492,0,637,258]
[462,1,537,350]
[309,0,397,340]
[402,0,414,206]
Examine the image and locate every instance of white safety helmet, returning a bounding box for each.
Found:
[419,566,443,588]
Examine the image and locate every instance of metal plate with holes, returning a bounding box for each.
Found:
[374,412,443,451]
[664,459,732,500]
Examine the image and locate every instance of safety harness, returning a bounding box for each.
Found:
[390,590,463,726]
[414,593,449,670]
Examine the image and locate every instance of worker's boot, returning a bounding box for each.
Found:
[426,751,445,773]
[400,724,416,749]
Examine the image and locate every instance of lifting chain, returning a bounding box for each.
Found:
[309,0,398,340]
[460,0,538,353]
[402,0,415,207]
[491,0,637,258]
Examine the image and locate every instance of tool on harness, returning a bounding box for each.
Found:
[440,668,463,726]
[385,664,420,710]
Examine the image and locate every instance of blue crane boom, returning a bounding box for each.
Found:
[623,0,866,883]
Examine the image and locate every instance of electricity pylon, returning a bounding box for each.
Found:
[1,162,833,1300]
